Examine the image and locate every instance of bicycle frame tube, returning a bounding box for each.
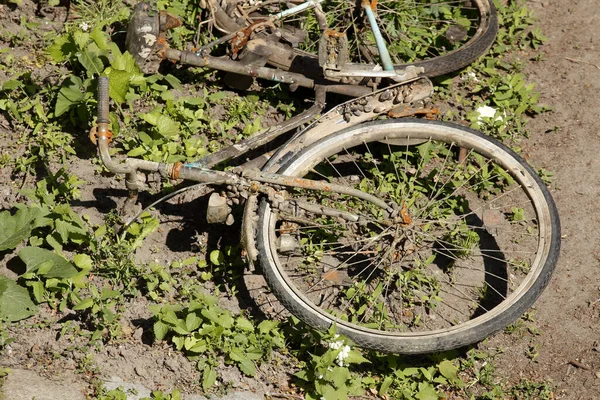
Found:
[271,0,324,20]
[362,0,394,71]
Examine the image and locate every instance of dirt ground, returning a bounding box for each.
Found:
[1,0,600,399]
[482,0,600,398]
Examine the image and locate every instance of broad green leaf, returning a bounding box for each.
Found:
[218,313,234,329]
[210,250,225,265]
[48,34,77,62]
[154,320,170,341]
[257,319,278,334]
[202,366,217,391]
[164,74,182,90]
[73,297,94,311]
[72,30,91,49]
[127,147,147,157]
[438,360,463,387]
[201,307,220,324]
[172,335,185,350]
[236,317,254,332]
[111,49,139,74]
[77,45,104,77]
[18,247,78,279]
[55,75,85,116]
[155,114,179,138]
[73,254,93,271]
[238,357,256,377]
[294,370,309,381]
[229,347,245,362]
[207,91,228,101]
[90,27,109,51]
[28,280,45,303]
[0,276,38,322]
[101,289,121,300]
[415,382,439,400]
[320,384,343,400]
[331,367,350,389]
[0,207,43,251]
[344,350,370,365]
[185,312,202,332]
[380,376,393,395]
[108,69,132,104]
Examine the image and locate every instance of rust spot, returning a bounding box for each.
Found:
[231,27,252,57]
[400,203,412,225]
[324,29,345,38]
[171,162,183,180]
[90,126,113,145]
[159,11,182,31]
[389,106,439,120]
[230,21,269,57]
[156,36,169,59]
[279,221,299,235]
[322,270,352,286]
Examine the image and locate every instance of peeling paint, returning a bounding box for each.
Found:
[139,47,152,59]
[137,24,153,34]
[143,33,157,46]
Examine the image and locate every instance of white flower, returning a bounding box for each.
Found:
[476,105,502,122]
[462,71,479,83]
[79,22,90,31]
[335,344,351,366]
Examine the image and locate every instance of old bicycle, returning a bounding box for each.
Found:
[92,0,560,354]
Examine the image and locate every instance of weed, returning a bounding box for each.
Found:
[151,291,284,390]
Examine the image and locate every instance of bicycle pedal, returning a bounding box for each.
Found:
[318,29,349,70]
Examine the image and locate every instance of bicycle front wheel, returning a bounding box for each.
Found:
[255,119,560,354]
[215,0,498,78]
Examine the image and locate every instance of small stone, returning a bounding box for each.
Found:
[133,327,144,342]
[163,358,178,372]
[134,365,147,377]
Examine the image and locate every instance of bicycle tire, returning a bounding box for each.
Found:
[254,119,560,354]
[213,0,498,78]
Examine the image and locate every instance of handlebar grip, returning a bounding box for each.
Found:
[97,76,110,124]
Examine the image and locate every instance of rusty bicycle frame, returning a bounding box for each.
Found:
[93,0,437,260]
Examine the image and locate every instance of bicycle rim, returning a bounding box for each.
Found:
[256,119,560,353]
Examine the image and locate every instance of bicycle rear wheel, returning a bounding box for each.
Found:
[255,119,560,353]
[214,0,498,77]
